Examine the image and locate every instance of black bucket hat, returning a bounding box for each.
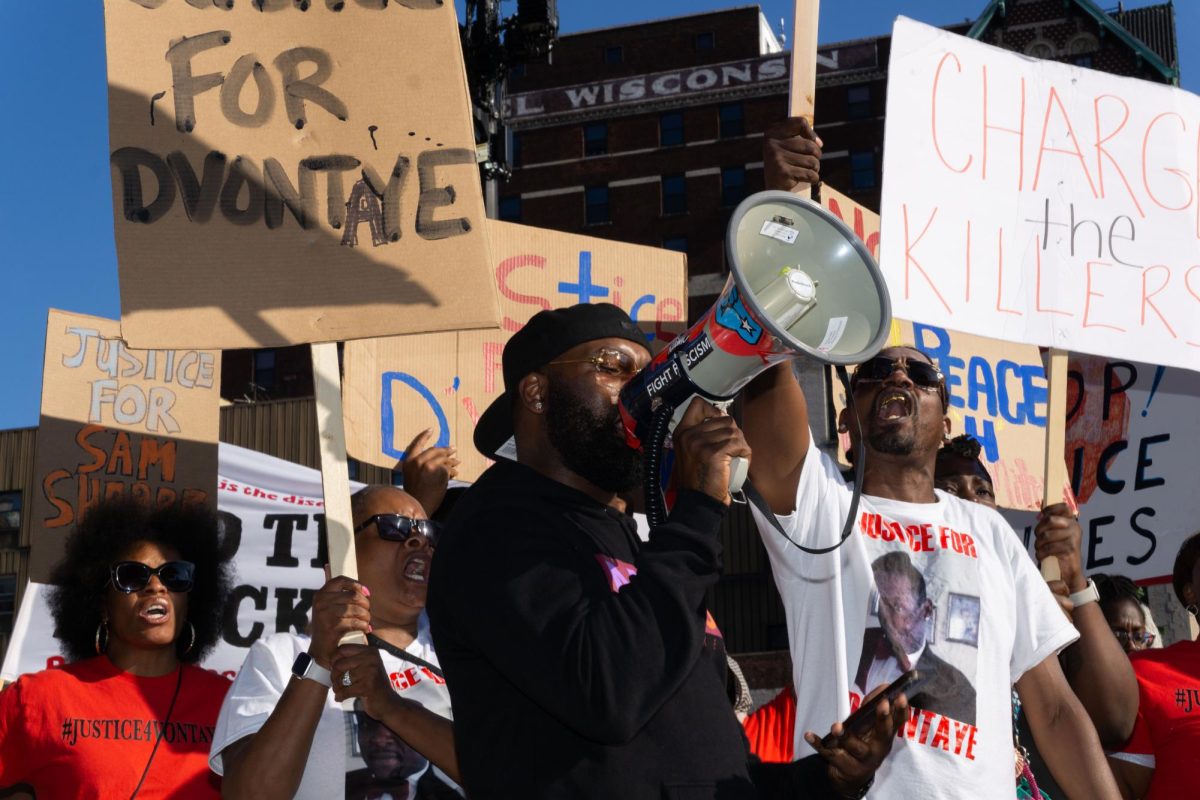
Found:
[473,303,648,459]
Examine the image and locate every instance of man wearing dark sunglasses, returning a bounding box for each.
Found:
[428,301,902,799]
[742,343,1120,800]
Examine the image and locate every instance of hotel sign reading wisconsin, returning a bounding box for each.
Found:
[503,53,788,125]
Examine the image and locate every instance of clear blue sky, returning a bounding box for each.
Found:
[1,1,1195,430]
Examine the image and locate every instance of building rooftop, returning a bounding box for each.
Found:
[1110,2,1178,71]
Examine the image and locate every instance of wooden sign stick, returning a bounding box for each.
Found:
[788,0,820,200]
[312,342,369,646]
[1040,348,1069,582]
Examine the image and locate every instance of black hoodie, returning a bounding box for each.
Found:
[427,460,843,799]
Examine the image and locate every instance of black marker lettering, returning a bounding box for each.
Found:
[168,150,226,223]
[165,30,231,133]
[219,156,264,226]
[361,154,409,241]
[220,54,275,128]
[300,155,360,229]
[111,147,176,224]
[416,148,473,240]
[264,158,318,230]
[273,47,348,130]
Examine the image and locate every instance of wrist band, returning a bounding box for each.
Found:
[1068,578,1100,608]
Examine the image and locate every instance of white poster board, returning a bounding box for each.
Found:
[1004,354,1200,583]
[880,17,1200,372]
[3,444,361,681]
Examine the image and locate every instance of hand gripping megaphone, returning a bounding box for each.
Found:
[618,190,892,525]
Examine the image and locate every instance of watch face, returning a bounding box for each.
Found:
[293,652,313,676]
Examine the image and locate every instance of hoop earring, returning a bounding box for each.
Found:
[95,621,109,656]
[182,621,196,655]
[1187,604,1199,617]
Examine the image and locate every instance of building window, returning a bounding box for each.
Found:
[661,174,687,216]
[719,103,744,139]
[253,350,277,395]
[499,196,522,222]
[584,123,608,156]
[850,151,876,189]
[0,491,18,551]
[1025,40,1055,59]
[660,112,684,147]
[662,237,688,253]
[509,132,522,168]
[695,32,715,51]
[585,185,610,225]
[0,575,14,640]
[847,85,871,120]
[1068,34,1098,55]
[721,166,747,207]
[604,45,623,64]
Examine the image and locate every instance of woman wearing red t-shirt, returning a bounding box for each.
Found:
[1109,532,1200,800]
[0,497,234,799]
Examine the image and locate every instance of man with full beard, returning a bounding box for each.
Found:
[427,303,905,799]
[741,345,1121,798]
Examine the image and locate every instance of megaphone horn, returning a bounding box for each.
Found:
[619,190,892,524]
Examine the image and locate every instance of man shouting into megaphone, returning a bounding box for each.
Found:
[428,285,908,797]
[741,228,1122,800]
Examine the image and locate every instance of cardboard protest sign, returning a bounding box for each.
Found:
[344,220,688,481]
[104,1,498,350]
[821,184,880,261]
[29,310,221,583]
[1003,355,1200,583]
[832,320,1048,510]
[879,18,1200,373]
[819,184,1047,510]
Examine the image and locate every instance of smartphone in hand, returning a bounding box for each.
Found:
[821,669,921,748]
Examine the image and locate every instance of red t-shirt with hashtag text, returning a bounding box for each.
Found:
[0,656,229,798]
[1117,639,1200,800]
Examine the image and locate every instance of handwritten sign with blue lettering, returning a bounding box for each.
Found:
[343,220,687,481]
[835,320,1049,510]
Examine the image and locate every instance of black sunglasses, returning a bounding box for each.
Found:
[1111,629,1155,648]
[354,514,442,548]
[110,560,195,594]
[851,356,944,391]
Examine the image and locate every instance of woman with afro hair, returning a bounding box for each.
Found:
[0,496,234,799]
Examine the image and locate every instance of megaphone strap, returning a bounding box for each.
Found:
[744,365,864,556]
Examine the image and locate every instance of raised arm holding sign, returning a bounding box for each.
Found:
[736,9,1122,797]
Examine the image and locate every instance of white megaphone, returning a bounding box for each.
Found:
[618,190,892,522]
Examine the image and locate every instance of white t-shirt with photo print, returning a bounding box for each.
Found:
[749,437,1077,799]
[209,612,459,799]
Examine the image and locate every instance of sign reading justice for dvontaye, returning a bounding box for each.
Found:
[880,18,1200,372]
[105,0,498,350]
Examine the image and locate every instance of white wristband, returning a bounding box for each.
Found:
[291,652,332,687]
[1068,578,1100,608]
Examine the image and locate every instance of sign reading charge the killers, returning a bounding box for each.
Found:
[819,183,1049,511]
[104,0,498,350]
[879,18,1200,373]
[30,310,221,583]
[343,220,687,482]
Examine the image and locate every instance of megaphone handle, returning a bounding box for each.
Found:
[728,456,749,494]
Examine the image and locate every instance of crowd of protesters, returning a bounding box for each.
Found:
[2,121,1198,800]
